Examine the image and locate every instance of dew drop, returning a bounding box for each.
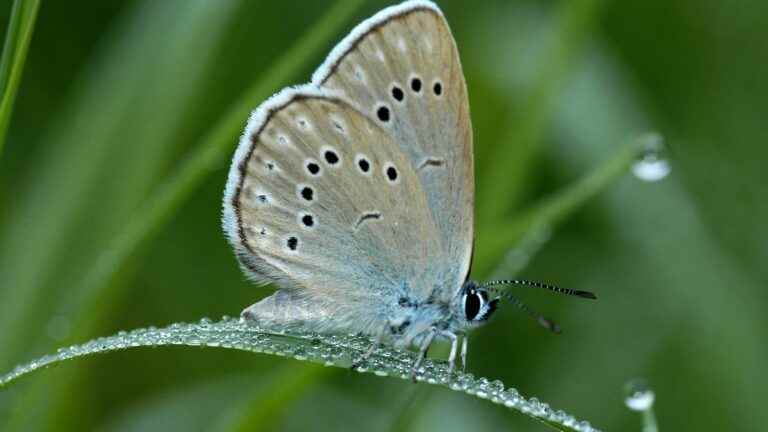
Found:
[624,378,655,411]
[632,133,670,182]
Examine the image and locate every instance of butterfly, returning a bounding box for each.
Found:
[222,0,596,375]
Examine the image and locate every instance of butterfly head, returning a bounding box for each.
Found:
[453,280,499,329]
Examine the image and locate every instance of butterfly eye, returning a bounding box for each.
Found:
[464,291,482,321]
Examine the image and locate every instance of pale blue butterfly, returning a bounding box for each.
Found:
[222,0,595,375]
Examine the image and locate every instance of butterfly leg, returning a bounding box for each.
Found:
[440,331,459,373]
[351,331,383,370]
[460,336,468,372]
[410,327,437,382]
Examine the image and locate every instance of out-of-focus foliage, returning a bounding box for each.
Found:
[0,0,765,431]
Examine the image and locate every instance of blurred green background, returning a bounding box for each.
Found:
[1,0,766,431]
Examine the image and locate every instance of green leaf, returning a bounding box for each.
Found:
[0,0,40,156]
[0,318,601,432]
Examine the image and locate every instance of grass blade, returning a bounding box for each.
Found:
[0,318,601,432]
[0,0,40,156]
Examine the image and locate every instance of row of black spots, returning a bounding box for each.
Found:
[304,147,343,178]
[353,153,398,183]
[306,147,396,180]
[393,76,442,97]
[303,149,398,184]
[284,212,316,252]
[379,77,444,123]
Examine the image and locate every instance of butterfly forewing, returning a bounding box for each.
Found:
[224,88,445,333]
[313,3,474,300]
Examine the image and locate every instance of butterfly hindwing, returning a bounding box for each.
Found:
[223,87,445,333]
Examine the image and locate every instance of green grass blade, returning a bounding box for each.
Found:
[477,0,605,222]
[0,0,40,157]
[474,134,653,277]
[0,318,601,432]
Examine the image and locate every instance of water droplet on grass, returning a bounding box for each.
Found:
[624,378,655,411]
[632,133,670,182]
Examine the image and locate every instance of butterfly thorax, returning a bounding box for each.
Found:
[384,298,450,348]
[383,280,492,348]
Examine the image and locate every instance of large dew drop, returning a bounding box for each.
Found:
[624,378,656,411]
[632,133,670,182]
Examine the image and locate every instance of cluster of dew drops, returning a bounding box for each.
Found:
[0,316,599,432]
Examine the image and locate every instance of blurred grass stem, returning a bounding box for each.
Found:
[475,134,650,277]
[0,0,40,156]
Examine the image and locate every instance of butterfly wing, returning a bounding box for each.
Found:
[312,1,474,301]
[223,86,445,333]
